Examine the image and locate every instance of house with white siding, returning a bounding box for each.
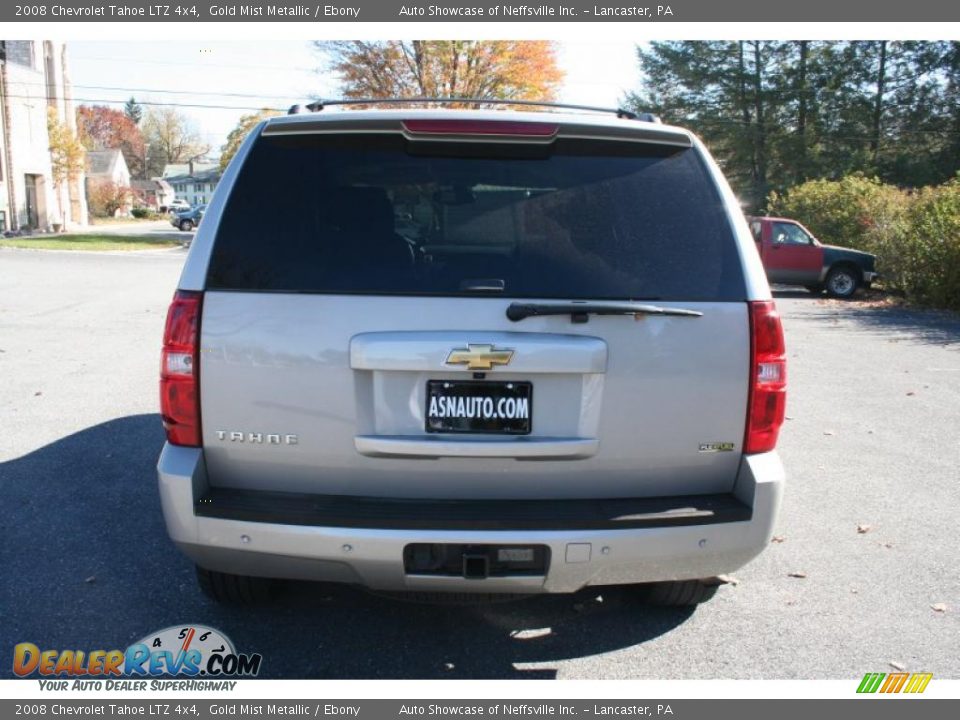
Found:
[86,148,133,217]
[162,160,220,207]
[132,177,175,211]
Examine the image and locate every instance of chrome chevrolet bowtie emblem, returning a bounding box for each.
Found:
[445,344,515,370]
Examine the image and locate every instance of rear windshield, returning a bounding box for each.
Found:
[207,132,745,301]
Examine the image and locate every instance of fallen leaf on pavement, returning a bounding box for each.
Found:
[889,661,906,671]
[823,430,835,436]
[931,603,948,613]
[771,535,786,544]
[788,571,807,579]
[857,524,872,534]
[906,391,916,396]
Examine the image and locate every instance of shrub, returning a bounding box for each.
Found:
[131,207,157,220]
[767,175,960,310]
[87,181,130,218]
[766,175,908,255]
[903,180,960,310]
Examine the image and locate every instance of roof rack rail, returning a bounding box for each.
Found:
[287,97,660,123]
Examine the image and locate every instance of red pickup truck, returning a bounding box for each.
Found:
[747,216,878,298]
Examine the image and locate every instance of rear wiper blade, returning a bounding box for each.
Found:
[506,302,703,323]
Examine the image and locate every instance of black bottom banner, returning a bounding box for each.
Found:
[2,700,956,720]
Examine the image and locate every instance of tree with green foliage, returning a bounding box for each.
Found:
[124,96,143,125]
[627,41,960,208]
[625,41,788,206]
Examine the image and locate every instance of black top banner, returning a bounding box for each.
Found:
[4,0,960,22]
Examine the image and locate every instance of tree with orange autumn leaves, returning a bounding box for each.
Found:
[76,105,147,178]
[316,41,563,104]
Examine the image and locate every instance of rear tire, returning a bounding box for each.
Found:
[196,566,273,605]
[179,219,194,232]
[635,580,718,607]
[825,266,859,299]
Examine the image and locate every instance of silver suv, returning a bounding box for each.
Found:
[157,104,786,606]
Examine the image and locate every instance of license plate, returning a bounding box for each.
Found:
[425,380,532,435]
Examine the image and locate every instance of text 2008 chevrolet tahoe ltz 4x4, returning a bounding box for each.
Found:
[157,106,786,606]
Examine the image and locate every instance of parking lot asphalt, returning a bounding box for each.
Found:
[1,248,958,679]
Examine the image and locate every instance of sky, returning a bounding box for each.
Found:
[66,40,642,157]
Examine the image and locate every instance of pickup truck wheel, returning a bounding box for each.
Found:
[825,266,859,299]
[635,580,718,606]
[196,566,273,605]
[179,219,194,232]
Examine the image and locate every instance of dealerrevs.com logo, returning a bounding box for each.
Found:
[13,625,262,688]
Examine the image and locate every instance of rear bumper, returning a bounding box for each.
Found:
[158,445,784,593]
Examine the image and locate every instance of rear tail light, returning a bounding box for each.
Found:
[745,300,787,453]
[160,290,203,447]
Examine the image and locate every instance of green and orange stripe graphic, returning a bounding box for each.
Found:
[857,672,933,694]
